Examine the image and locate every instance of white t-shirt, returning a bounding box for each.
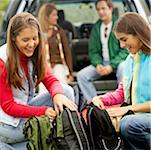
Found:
[100,22,112,65]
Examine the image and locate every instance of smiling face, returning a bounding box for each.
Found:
[96,1,112,24]
[115,32,143,54]
[15,27,39,57]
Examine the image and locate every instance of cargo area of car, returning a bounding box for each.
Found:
[0,0,150,94]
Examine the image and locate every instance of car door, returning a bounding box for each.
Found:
[122,0,151,23]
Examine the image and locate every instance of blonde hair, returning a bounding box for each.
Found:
[114,12,151,54]
[38,3,57,32]
[6,12,46,89]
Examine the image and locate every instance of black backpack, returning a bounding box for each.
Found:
[52,107,90,150]
[81,104,122,150]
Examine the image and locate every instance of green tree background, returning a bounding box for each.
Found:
[0,0,9,29]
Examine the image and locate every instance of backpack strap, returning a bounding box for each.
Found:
[87,106,95,150]
[65,108,90,150]
[65,108,83,149]
[35,116,53,150]
[54,108,90,150]
[24,117,41,150]
[56,113,64,138]
[23,116,53,150]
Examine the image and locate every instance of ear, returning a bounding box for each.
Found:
[110,7,113,12]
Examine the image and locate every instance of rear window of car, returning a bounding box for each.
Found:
[54,0,125,26]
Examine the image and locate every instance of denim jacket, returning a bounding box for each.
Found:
[123,51,151,104]
[0,44,36,127]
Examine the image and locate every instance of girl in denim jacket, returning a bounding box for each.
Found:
[92,12,151,150]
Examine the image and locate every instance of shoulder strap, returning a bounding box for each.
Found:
[65,108,90,150]
[23,117,42,150]
[56,108,90,150]
[87,105,96,149]
[23,116,53,150]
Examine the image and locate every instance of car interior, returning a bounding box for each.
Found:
[0,0,150,94]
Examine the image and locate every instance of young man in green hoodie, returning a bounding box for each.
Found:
[77,0,128,101]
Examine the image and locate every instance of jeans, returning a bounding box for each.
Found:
[0,84,75,150]
[39,82,75,103]
[77,61,125,101]
[52,64,69,84]
[120,114,151,150]
[61,83,75,102]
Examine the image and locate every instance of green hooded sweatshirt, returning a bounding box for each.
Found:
[88,15,129,70]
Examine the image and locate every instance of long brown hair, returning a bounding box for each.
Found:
[113,12,151,54]
[6,12,46,89]
[38,3,57,32]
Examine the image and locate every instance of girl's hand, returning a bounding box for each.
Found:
[92,95,105,109]
[67,74,74,84]
[106,106,129,117]
[53,94,77,114]
[45,107,57,122]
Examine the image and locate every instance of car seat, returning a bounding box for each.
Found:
[58,9,74,41]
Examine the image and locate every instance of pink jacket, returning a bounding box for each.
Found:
[101,82,124,106]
